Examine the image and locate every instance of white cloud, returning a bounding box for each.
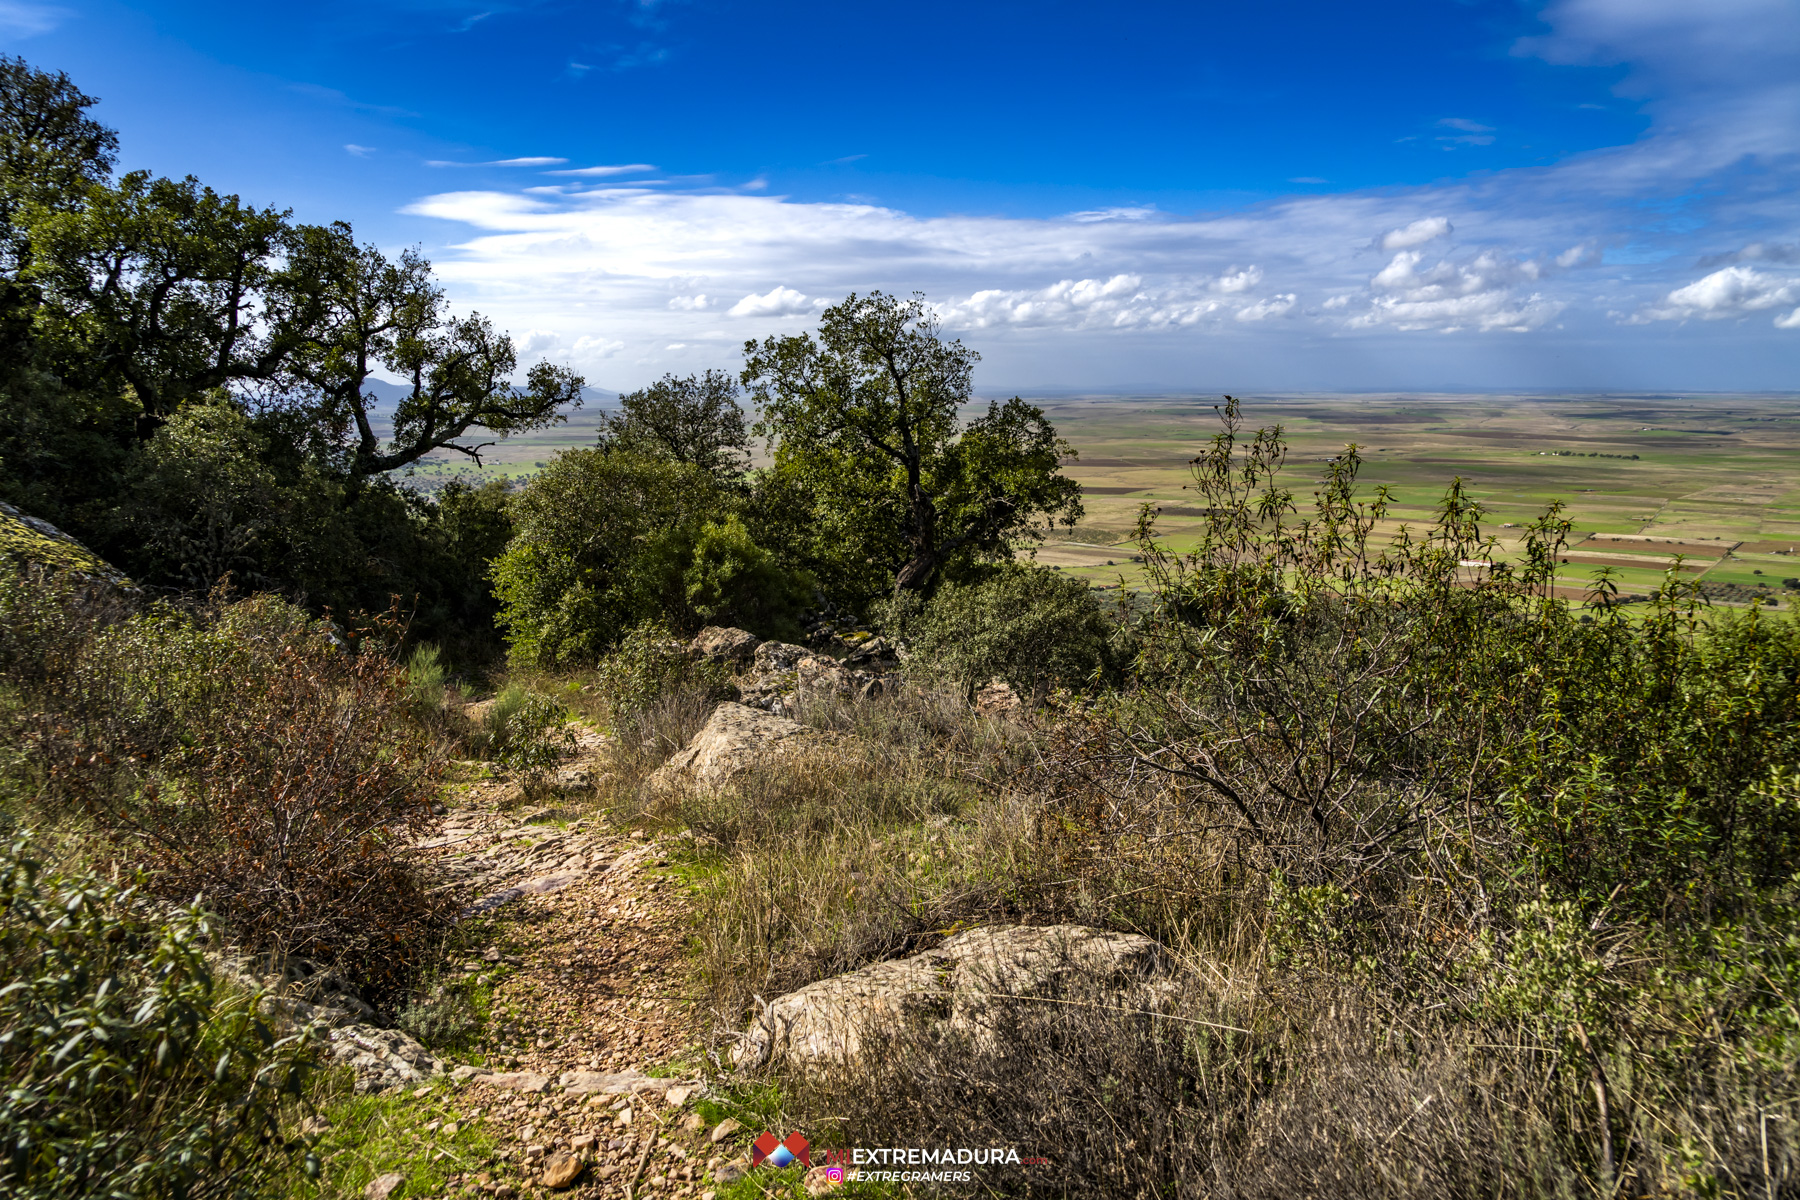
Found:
[344,144,376,157]
[668,294,711,311]
[0,1,68,36]
[425,156,569,168]
[1352,249,1561,332]
[1067,207,1159,223]
[728,286,816,318]
[1635,265,1800,323]
[572,336,625,359]
[1775,308,1800,330]
[517,328,560,354]
[1381,217,1454,251]
[547,163,658,177]
[1235,294,1297,321]
[1214,266,1263,293]
[1436,118,1497,147]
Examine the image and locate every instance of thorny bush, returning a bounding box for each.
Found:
[0,565,449,1003]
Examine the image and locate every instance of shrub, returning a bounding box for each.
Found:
[474,684,575,778]
[594,620,732,719]
[0,834,314,1200]
[489,450,730,665]
[902,563,1117,699]
[682,515,813,641]
[0,571,449,1001]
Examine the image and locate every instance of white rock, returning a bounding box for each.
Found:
[647,702,806,792]
[734,924,1171,1071]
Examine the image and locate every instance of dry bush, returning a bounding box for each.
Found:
[1,571,449,1003]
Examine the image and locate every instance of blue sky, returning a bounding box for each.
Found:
[3,0,1797,392]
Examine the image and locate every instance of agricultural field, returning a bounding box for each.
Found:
[399,387,1800,611]
[1029,392,1800,610]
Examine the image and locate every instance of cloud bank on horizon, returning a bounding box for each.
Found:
[390,0,1799,390]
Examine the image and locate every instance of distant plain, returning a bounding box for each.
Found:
[409,391,1800,610]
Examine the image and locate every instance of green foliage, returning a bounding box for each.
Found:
[743,291,1082,607]
[593,620,733,719]
[476,683,574,776]
[123,396,280,590]
[0,56,575,652]
[901,563,1116,698]
[599,368,751,481]
[683,515,813,641]
[493,449,804,664]
[0,834,313,1200]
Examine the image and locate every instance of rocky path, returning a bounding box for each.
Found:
[397,737,752,1200]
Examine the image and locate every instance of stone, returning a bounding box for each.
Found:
[692,626,762,667]
[442,1122,460,1137]
[751,640,818,675]
[734,923,1171,1071]
[317,1023,444,1093]
[571,1134,597,1152]
[647,703,806,792]
[299,1115,333,1137]
[364,1173,405,1200]
[680,1112,705,1133]
[541,1151,585,1190]
[557,1068,698,1097]
[449,1065,485,1084]
[974,679,1022,717]
[478,1071,552,1093]
[709,1118,743,1144]
[713,1162,746,1184]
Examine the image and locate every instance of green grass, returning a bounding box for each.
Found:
[275,1073,504,1200]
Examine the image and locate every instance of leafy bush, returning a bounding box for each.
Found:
[594,620,733,719]
[475,683,574,777]
[682,515,813,641]
[489,450,730,666]
[0,834,314,1200]
[901,562,1117,699]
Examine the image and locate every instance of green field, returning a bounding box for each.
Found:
[408,390,1800,611]
[1026,393,1800,609]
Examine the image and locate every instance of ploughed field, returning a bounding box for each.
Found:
[1030,392,1800,608]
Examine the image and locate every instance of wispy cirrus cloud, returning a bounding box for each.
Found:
[425,156,569,168]
[0,1,68,36]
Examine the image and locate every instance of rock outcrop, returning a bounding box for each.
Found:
[692,625,762,667]
[733,923,1171,1071]
[647,702,807,792]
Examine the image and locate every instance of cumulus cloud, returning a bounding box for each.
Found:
[1635,265,1800,324]
[572,335,625,359]
[728,286,817,317]
[1214,266,1263,293]
[517,328,560,354]
[1381,217,1453,252]
[1235,294,1297,321]
[1350,249,1561,332]
[668,294,711,311]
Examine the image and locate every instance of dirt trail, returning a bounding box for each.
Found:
[412,729,742,1200]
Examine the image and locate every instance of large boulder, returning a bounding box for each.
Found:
[648,702,806,792]
[693,626,762,667]
[733,924,1171,1071]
